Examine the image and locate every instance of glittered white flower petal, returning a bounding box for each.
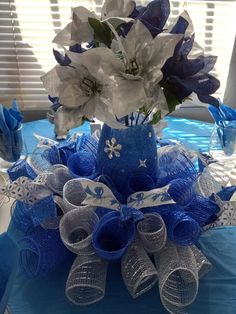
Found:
[71,7,97,44]
[67,48,124,81]
[101,0,136,19]
[53,23,73,46]
[111,77,147,118]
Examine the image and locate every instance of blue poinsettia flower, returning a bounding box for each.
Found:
[120,0,170,37]
[130,0,170,37]
[161,14,220,108]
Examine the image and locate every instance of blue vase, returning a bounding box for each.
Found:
[96,124,157,198]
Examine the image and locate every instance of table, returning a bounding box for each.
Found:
[1,117,236,314]
[20,117,214,155]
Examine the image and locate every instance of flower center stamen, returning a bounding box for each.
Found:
[81,78,103,96]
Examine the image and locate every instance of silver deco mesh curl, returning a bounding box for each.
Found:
[29,146,52,173]
[137,213,167,253]
[66,252,108,306]
[195,169,222,198]
[121,240,158,298]
[46,165,73,196]
[191,245,212,279]
[62,179,86,212]
[59,207,99,254]
[154,242,199,314]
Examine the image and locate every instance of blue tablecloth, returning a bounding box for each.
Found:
[21,116,214,154]
[2,117,236,313]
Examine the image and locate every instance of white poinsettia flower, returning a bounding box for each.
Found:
[53,0,134,46]
[53,7,96,46]
[67,21,182,118]
[41,65,125,129]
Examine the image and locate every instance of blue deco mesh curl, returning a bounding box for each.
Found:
[161,204,201,246]
[185,195,220,227]
[156,150,198,187]
[67,150,96,178]
[168,178,195,207]
[11,201,34,234]
[11,196,58,234]
[76,134,98,163]
[42,146,62,165]
[92,211,135,260]
[19,227,72,278]
[42,134,98,168]
[7,159,37,181]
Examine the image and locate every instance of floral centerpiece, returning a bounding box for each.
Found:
[2,1,234,314]
[42,0,220,138]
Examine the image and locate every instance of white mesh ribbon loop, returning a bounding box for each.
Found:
[66,252,108,306]
[191,245,212,279]
[59,207,99,254]
[154,242,199,314]
[46,164,73,196]
[137,213,167,253]
[63,179,87,212]
[121,240,158,298]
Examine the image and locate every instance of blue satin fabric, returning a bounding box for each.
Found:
[0,233,18,313]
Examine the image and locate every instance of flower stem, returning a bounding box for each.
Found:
[136,111,140,125]
[130,112,134,127]
[142,111,151,124]
[125,115,129,126]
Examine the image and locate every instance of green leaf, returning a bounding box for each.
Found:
[139,105,149,115]
[151,111,161,124]
[88,17,113,47]
[163,85,180,114]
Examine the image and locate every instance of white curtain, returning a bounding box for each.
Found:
[0,0,235,111]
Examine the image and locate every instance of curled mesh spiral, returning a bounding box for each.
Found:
[7,159,37,181]
[11,201,33,234]
[191,245,212,279]
[137,213,167,253]
[121,240,158,298]
[157,148,197,187]
[67,150,96,177]
[168,179,195,207]
[92,211,135,260]
[63,179,87,212]
[19,227,71,278]
[46,164,73,195]
[163,206,201,245]
[186,195,220,227]
[29,147,52,173]
[66,253,108,306]
[60,207,99,254]
[154,242,198,314]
